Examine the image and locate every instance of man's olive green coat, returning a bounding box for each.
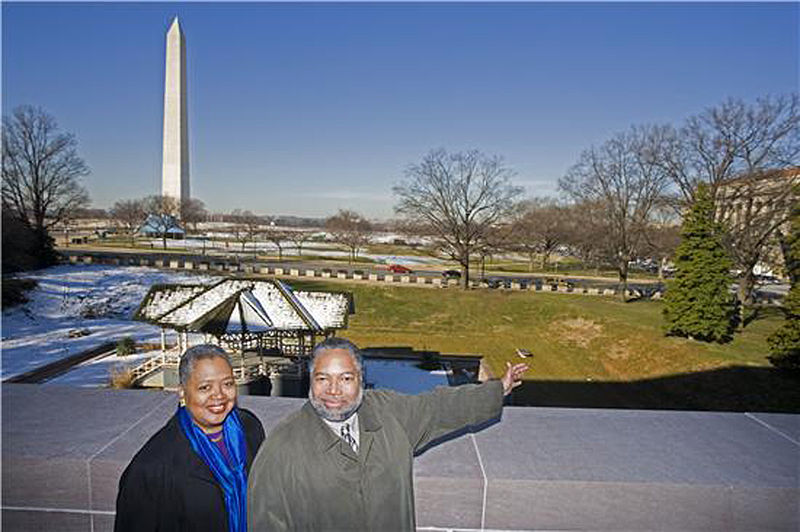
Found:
[247,380,503,531]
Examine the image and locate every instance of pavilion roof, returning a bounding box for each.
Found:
[133,278,351,334]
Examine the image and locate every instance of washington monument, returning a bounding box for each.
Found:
[161,17,190,205]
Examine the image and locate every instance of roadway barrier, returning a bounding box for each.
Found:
[59,252,728,302]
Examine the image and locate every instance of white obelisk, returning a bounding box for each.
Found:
[161,17,190,206]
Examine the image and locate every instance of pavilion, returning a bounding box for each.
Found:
[130,277,352,389]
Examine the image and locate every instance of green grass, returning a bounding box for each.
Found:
[290,279,799,412]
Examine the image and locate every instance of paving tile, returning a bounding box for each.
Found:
[92,512,116,532]
[88,396,176,511]
[1,509,91,532]
[2,384,171,459]
[2,455,89,509]
[415,432,483,479]
[414,477,483,530]
[730,486,799,531]
[476,407,799,487]
[483,479,732,530]
[746,412,800,443]
[3,386,798,532]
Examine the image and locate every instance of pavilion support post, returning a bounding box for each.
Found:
[160,329,166,353]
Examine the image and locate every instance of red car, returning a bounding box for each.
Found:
[388,264,412,274]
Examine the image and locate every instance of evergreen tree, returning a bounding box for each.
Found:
[767,191,800,371]
[664,183,736,342]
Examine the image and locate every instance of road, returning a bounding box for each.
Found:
[59,246,788,299]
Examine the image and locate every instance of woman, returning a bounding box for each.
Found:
[115,344,265,532]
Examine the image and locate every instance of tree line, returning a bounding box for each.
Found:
[3,95,798,363]
[393,95,798,300]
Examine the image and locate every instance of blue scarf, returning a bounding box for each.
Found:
[178,406,248,532]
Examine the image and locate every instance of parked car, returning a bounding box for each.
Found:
[513,278,533,289]
[481,276,509,289]
[388,264,412,274]
[442,270,461,280]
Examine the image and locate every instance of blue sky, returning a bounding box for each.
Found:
[3,2,798,219]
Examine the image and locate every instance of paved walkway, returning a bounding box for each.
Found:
[3,384,797,531]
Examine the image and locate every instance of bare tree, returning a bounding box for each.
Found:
[263,224,290,260]
[560,200,616,273]
[511,198,569,271]
[660,94,800,304]
[180,198,207,233]
[326,210,372,263]
[560,126,672,299]
[2,105,90,264]
[476,223,514,280]
[642,200,682,279]
[59,212,76,248]
[718,169,800,305]
[110,199,146,245]
[662,95,799,204]
[230,209,263,256]
[393,149,522,287]
[288,230,313,257]
[142,195,181,250]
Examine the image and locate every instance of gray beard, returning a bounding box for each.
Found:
[309,386,364,422]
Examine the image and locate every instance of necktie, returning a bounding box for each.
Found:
[341,423,358,453]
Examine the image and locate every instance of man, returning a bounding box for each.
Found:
[248,337,528,531]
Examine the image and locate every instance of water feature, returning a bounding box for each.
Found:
[363,358,449,394]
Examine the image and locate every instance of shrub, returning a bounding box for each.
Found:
[1,278,38,309]
[109,365,135,388]
[767,315,800,371]
[117,336,136,356]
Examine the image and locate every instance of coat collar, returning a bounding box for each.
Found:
[302,392,382,462]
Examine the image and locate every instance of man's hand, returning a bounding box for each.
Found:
[501,361,529,396]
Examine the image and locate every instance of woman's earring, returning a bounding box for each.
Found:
[179,396,186,407]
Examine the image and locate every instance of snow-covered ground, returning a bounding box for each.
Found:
[46,351,153,387]
[2,263,453,391]
[1,264,214,382]
[142,236,448,266]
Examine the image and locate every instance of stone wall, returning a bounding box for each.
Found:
[3,384,797,531]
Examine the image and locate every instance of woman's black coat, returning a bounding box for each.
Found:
[114,408,265,532]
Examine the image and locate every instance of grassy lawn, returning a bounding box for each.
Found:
[291,279,799,413]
